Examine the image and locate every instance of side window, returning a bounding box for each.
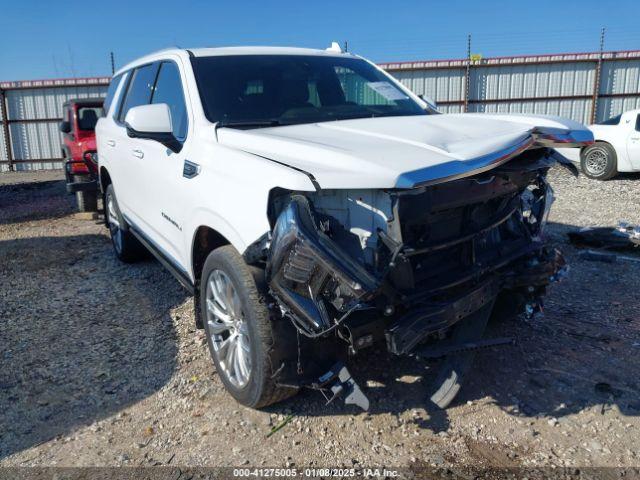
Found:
[117,63,159,123]
[103,73,123,115]
[151,62,188,140]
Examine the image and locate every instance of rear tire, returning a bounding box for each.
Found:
[428,301,495,409]
[581,142,617,180]
[200,245,297,408]
[104,184,145,263]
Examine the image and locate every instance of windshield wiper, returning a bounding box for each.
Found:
[216,119,282,129]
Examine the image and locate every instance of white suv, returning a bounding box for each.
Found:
[96,46,592,410]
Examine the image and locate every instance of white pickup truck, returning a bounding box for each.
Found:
[557,109,640,180]
[95,45,592,410]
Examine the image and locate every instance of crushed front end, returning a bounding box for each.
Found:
[257,142,580,405]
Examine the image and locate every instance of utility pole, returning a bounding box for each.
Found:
[463,34,471,112]
[343,40,348,53]
[590,27,606,124]
[110,52,115,76]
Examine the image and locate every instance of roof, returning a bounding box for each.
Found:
[115,46,352,76]
[188,46,349,57]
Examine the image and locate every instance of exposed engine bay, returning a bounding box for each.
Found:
[246,146,573,408]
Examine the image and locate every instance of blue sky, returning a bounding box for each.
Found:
[1,0,639,81]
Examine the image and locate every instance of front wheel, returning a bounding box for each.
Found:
[201,245,297,408]
[581,142,617,180]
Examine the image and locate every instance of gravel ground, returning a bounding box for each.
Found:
[0,167,639,470]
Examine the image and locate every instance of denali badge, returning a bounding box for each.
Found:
[161,212,182,231]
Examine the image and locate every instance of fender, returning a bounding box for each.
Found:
[186,208,252,280]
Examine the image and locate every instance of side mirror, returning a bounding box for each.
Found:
[59,121,71,134]
[418,94,439,114]
[124,103,182,153]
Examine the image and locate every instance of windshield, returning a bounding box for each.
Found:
[191,54,427,127]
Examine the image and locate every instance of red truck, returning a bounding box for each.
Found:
[59,99,104,211]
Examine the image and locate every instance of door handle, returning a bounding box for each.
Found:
[132,149,144,159]
[107,140,116,147]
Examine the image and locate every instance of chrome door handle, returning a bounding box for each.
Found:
[107,140,116,147]
[132,149,144,158]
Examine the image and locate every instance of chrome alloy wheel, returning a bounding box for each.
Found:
[584,147,609,176]
[205,269,252,388]
[107,194,123,254]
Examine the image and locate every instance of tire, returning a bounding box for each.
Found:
[75,175,98,212]
[200,245,297,408]
[104,184,145,263]
[428,300,495,409]
[581,142,617,180]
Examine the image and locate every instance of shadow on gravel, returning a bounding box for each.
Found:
[0,180,75,225]
[265,221,640,433]
[0,233,186,459]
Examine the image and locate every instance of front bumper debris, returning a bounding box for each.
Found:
[314,362,370,411]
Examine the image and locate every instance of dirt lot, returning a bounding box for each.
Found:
[1,167,639,470]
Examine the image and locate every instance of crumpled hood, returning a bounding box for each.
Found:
[217,113,592,189]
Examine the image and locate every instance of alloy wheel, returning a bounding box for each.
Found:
[585,148,609,176]
[107,194,123,254]
[205,269,252,388]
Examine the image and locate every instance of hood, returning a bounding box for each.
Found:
[217,113,592,189]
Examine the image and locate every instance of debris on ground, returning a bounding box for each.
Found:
[568,222,640,250]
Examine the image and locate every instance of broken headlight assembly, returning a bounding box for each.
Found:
[268,195,379,337]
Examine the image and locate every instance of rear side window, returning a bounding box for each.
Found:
[151,62,188,140]
[117,63,159,123]
[598,114,621,125]
[103,74,123,115]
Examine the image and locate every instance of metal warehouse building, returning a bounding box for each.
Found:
[1,49,640,172]
[0,77,109,172]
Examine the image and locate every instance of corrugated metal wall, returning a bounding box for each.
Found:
[384,50,640,124]
[2,50,640,172]
[0,78,109,172]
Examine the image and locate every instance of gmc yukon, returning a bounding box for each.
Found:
[95,45,592,410]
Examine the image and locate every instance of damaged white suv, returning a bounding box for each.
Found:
[96,46,592,410]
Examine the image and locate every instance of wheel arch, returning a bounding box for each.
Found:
[191,225,233,329]
[99,166,112,193]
